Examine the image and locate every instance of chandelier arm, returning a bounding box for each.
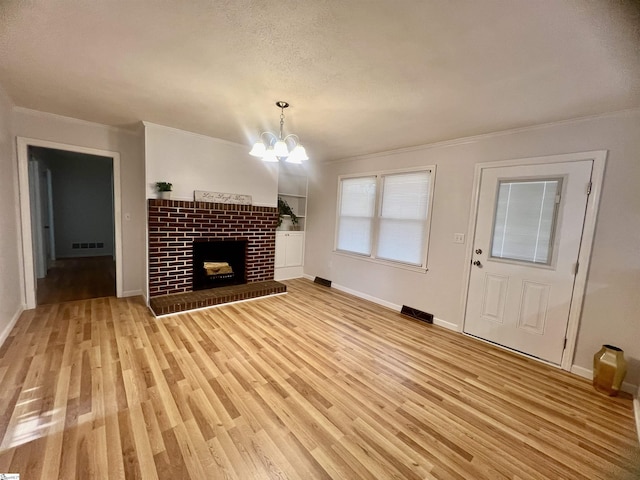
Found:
[259,131,278,145]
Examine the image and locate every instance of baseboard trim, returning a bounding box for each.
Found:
[433,317,459,331]
[122,289,143,298]
[571,365,638,395]
[0,304,25,347]
[331,282,402,311]
[634,387,640,444]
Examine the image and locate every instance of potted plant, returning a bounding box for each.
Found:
[278,197,299,230]
[156,181,173,200]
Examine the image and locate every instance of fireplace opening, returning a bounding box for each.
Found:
[193,239,248,290]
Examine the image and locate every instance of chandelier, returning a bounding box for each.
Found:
[249,101,309,164]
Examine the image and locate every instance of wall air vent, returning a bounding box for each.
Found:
[400,305,434,324]
[314,277,332,287]
[72,242,105,249]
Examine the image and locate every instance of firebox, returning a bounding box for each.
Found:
[192,239,248,290]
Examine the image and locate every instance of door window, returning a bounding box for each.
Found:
[490,178,562,265]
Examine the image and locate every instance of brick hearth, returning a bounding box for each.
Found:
[148,199,281,300]
[149,280,287,316]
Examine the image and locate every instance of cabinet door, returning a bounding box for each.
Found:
[285,233,304,266]
[275,233,287,268]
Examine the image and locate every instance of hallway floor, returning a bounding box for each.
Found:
[36,256,115,305]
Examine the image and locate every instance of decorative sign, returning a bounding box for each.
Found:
[194,190,252,205]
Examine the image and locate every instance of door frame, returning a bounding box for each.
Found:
[460,150,607,371]
[17,137,123,308]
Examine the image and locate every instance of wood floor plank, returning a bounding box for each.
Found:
[0,278,636,479]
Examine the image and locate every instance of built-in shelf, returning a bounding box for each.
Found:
[276,164,308,280]
[277,165,308,232]
[279,193,306,198]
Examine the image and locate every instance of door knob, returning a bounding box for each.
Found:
[475,248,483,254]
[473,260,483,267]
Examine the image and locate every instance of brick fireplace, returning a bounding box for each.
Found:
[148,199,279,298]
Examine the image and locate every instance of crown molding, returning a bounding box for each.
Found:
[12,107,142,136]
[327,107,640,165]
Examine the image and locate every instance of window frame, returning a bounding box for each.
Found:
[334,166,436,272]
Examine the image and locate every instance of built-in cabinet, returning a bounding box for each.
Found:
[275,164,307,281]
[275,231,304,267]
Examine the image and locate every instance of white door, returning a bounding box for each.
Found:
[464,160,592,364]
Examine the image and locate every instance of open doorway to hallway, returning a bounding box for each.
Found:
[28,146,116,304]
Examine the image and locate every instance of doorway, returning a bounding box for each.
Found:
[17,138,123,308]
[462,151,606,370]
[29,146,116,304]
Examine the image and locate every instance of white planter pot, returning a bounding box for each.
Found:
[280,215,293,231]
[158,191,172,200]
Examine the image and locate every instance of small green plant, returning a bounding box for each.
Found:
[156,181,172,192]
[277,197,299,227]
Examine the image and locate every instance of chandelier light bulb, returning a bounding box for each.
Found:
[249,141,266,157]
[273,140,289,157]
[262,147,278,163]
[291,144,308,161]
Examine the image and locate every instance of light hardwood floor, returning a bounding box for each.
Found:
[0,278,637,479]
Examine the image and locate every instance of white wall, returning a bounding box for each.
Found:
[305,109,640,387]
[12,108,146,296]
[144,123,278,206]
[0,86,24,342]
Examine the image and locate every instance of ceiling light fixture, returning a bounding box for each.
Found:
[249,101,309,164]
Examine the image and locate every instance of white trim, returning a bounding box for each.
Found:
[274,265,304,281]
[13,107,140,136]
[570,364,593,380]
[16,137,123,308]
[305,275,459,331]
[460,150,607,370]
[332,250,429,274]
[334,166,436,271]
[122,290,144,298]
[331,282,401,311]
[327,108,639,165]
[634,387,640,444]
[0,305,25,348]
[433,317,458,331]
[151,292,287,318]
[571,365,638,396]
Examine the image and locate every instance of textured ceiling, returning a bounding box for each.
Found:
[0,1,638,161]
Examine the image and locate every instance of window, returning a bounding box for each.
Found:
[336,168,435,269]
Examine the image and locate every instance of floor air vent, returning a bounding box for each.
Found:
[314,277,332,287]
[401,305,434,324]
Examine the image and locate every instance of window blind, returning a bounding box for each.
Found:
[336,176,377,255]
[376,171,431,265]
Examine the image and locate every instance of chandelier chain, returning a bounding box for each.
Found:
[279,108,285,140]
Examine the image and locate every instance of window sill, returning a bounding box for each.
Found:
[332,250,428,274]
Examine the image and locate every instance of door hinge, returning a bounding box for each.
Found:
[586,181,592,195]
[574,261,579,275]
[563,338,567,350]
